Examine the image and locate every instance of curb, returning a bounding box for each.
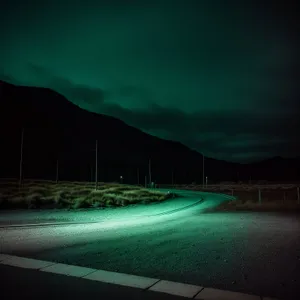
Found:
[0,253,277,299]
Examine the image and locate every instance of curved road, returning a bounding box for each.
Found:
[0,189,207,227]
[0,189,299,300]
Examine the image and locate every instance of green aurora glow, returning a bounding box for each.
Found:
[0,0,299,162]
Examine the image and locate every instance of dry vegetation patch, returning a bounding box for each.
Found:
[0,179,177,209]
[166,183,300,212]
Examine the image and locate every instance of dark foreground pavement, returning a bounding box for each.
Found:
[1,191,299,300]
[0,265,186,300]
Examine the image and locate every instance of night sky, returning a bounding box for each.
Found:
[1,0,299,162]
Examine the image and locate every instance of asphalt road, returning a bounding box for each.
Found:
[1,190,299,300]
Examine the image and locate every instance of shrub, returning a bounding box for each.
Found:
[103,196,115,207]
[73,197,90,209]
[0,181,171,210]
[54,190,73,207]
[10,196,27,208]
[26,192,44,209]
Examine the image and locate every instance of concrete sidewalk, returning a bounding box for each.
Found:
[0,264,186,300]
[0,254,275,300]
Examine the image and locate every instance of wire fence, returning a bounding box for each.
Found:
[159,183,300,204]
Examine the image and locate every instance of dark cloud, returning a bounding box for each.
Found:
[28,64,106,106]
[3,64,300,162]
[0,0,299,162]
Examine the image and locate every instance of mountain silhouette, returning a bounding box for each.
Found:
[0,80,299,183]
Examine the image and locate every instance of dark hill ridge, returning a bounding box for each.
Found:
[0,80,299,183]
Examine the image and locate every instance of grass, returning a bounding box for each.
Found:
[207,199,300,212]
[0,179,177,209]
[161,183,300,212]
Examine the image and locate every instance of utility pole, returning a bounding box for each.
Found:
[148,158,152,186]
[202,153,205,189]
[95,139,98,190]
[19,128,24,187]
[56,159,59,184]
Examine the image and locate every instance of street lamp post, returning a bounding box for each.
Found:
[19,128,24,187]
[148,159,152,186]
[56,159,59,184]
[95,139,98,190]
[202,153,205,189]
